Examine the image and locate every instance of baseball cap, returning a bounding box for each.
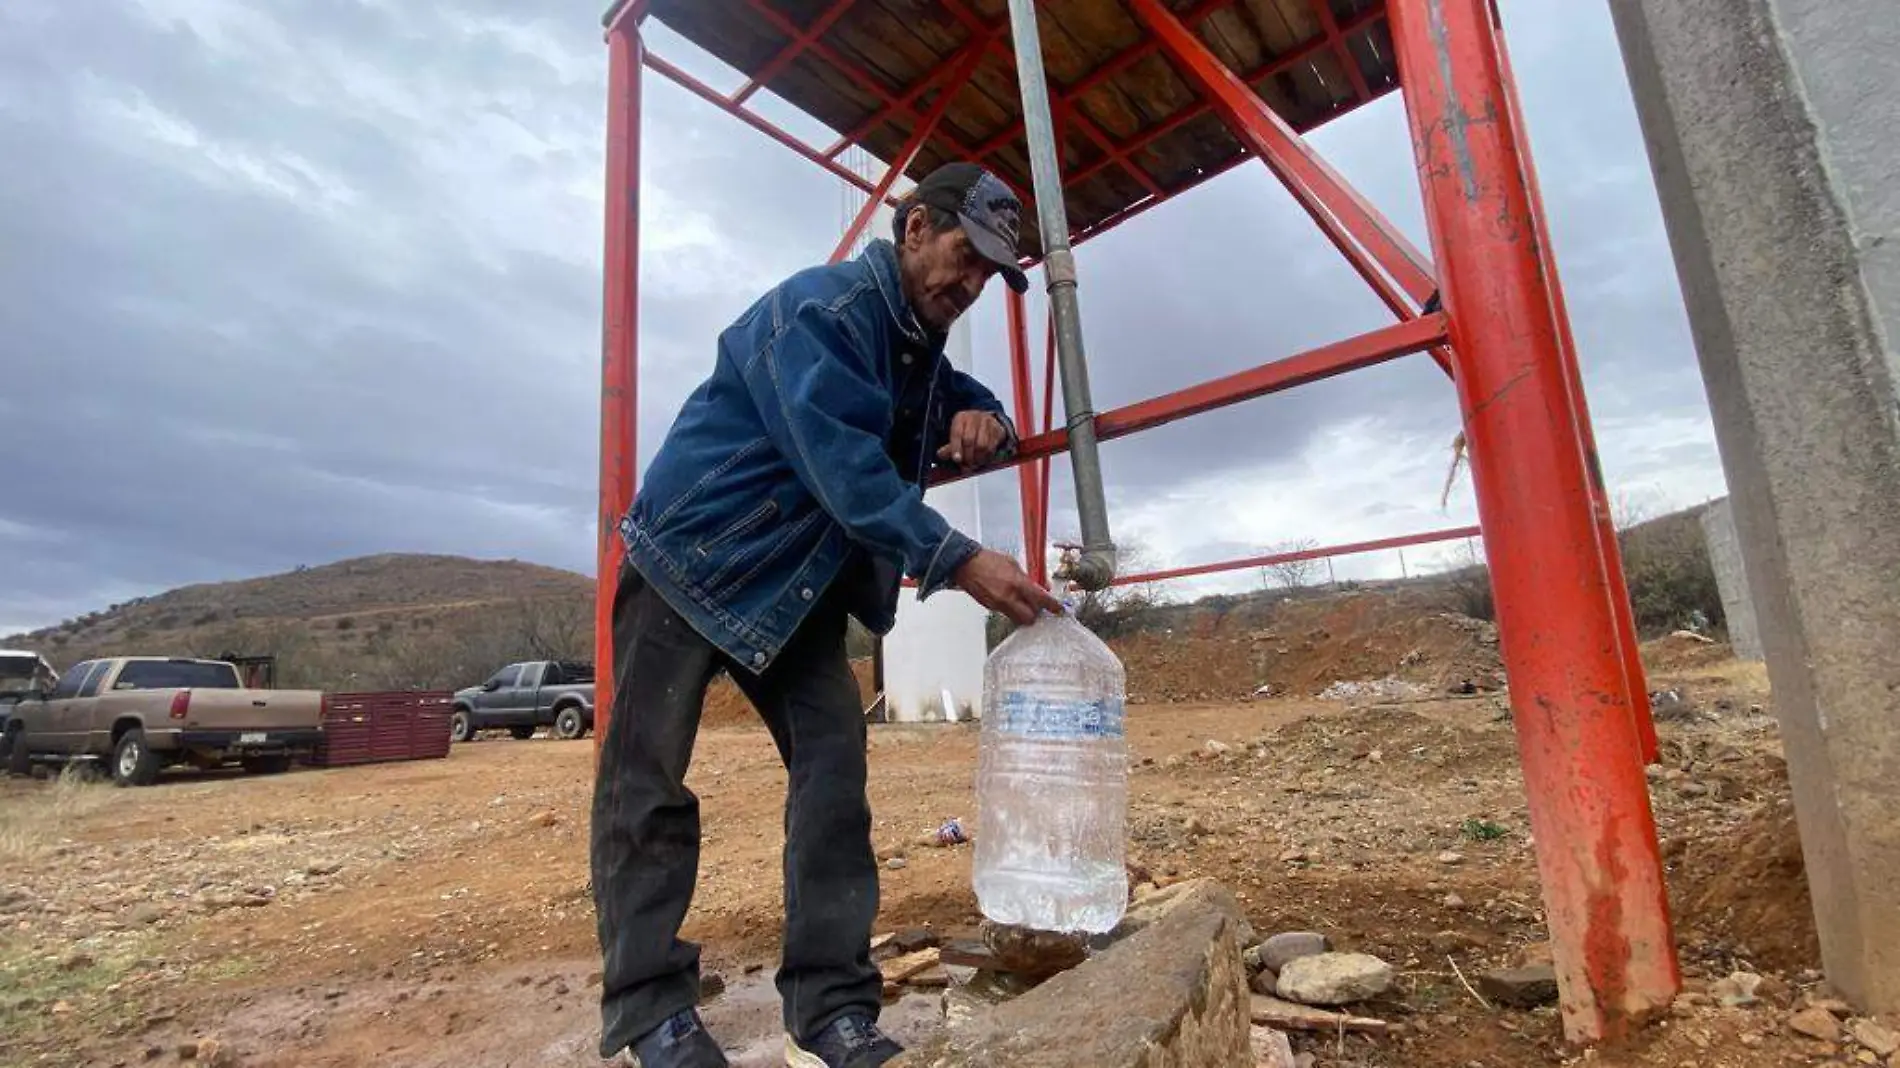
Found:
[908,162,1030,294]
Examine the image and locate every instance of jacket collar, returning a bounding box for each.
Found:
[864,239,945,354]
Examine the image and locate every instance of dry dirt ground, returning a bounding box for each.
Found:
[0,639,1867,1068]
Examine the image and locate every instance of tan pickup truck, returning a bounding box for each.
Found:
[3,657,325,786]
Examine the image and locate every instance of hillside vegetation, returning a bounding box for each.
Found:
[4,554,594,692]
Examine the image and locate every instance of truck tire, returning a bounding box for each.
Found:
[508,725,536,741]
[242,755,293,776]
[5,729,29,777]
[450,710,475,744]
[553,706,585,741]
[112,729,163,787]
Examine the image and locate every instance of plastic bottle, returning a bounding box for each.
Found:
[973,609,1128,934]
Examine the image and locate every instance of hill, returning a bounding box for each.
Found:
[5,554,594,691]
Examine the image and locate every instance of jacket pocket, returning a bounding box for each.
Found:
[696,499,779,559]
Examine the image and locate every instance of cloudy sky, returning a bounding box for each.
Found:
[0,0,1727,636]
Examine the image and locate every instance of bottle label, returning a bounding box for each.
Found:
[992,692,1125,740]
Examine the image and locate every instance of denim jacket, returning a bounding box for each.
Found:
[618,239,1016,674]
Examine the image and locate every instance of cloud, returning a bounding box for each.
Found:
[0,0,1721,636]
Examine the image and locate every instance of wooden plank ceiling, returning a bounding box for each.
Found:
[648,0,1399,260]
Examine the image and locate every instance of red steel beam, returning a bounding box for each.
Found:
[1489,20,1656,765]
[1128,0,1433,305]
[643,50,899,208]
[1005,289,1046,586]
[829,44,985,264]
[1307,0,1372,103]
[933,314,1449,485]
[1111,526,1481,587]
[732,0,860,106]
[596,25,644,748]
[1389,0,1677,1043]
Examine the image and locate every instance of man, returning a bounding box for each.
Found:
[593,162,1063,1068]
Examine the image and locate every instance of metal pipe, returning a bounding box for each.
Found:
[1110,526,1480,587]
[595,24,644,748]
[1003,0,1115,590]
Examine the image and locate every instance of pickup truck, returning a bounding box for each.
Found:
[0,650,59,761]
[450,660,595,743]
[3,657,326,786]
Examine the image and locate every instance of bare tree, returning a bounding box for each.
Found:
[510,595,593,662]
[1259,539,1322,590]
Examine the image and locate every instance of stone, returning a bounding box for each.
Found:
[891,928,940,955]
[1202,740,1231,757]
[62,952,95,971]
[1711,970,1764,1007]
[1250,1025,1296,1068]
[1850,1019,1900,1057]
[884,857,908,871]
[127,903,164,926]
[1436,851,1465,866]
[1184,816,1209,837]
[1249,970,1279,996]
[1274,953,1394,1006]
[879,948,943,985]
[1443,893,1466,908]
[698,971,726,1003]
[1476,965,1559,1008]
[1277,848,1307,864]
[50,1000,74,1015]
[529,810,560,828]
[1512,941,1555,969]
[980,922,1087,981]
[1791,1007,1845,1042]
[904,879,1250,1067]
[1256,932,1330,974]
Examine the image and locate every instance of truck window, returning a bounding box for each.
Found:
[112,661,243,691]
[76,661,114,697]
[49,661,95,700]
[486,665,521,690]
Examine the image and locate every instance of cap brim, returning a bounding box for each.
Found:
[960,214,1030,294]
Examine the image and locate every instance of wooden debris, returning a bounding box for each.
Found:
[878,947,942,985]
[1249,994,1389,1035]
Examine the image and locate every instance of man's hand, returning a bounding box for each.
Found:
[953,549,1063,625]
[937,411,1008,471]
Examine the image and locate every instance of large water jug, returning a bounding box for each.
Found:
[973,610,1128,934]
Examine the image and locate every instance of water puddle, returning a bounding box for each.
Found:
[705,969,944,1066]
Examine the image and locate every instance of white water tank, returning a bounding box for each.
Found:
[883,304,990,723]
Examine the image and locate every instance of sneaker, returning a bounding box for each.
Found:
[629,1009,729,1068]
[784,1013,903,1068]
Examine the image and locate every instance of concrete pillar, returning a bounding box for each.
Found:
[1610,0,1900,1011]
[1697,499,1763,660]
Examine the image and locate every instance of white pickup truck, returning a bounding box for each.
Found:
[3,656,326,786]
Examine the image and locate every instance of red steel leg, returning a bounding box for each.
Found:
[1005,290,1045,586]
[1389,0,1677,1043]
[1490,25,1657,764]
[596,25,644,748]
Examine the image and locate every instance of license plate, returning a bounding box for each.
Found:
[237,732,268,745]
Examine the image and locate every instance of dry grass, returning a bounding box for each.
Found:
[0,765,113,865]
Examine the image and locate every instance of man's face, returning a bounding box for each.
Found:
[898,210,997,333]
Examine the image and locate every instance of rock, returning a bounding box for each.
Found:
[884,857,908,871]
[1791,1006,1844,1042]
[1257,932,1331,974]
[62,952,95,971]
[1711,970,1763,1007]
[1249,969,1279,996]
[178,1042,200,1059]
[1849,1019,1900,1057]
[1278,848,1307,864]
[1202,740,1231,757]
[127,903,165,926]
[305,862,342,877]
[1476,965,1559,1008]
[1806,995,1854,1017]
[878,948,942,984]
[50,1000,74,1015]
[1436,851,1465,866]
[529,810,560,828]
[1250,1025,1296,1068]
[1275,953,1394,1006]
[1511,941,1554,969]
[980,921,1088,981]
[1442,893,1465,908]
[1184,816,1209,837]
[698,971,726,1003]
[890,928,940,955]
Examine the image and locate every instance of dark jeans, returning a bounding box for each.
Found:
[592,562,882,1058]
